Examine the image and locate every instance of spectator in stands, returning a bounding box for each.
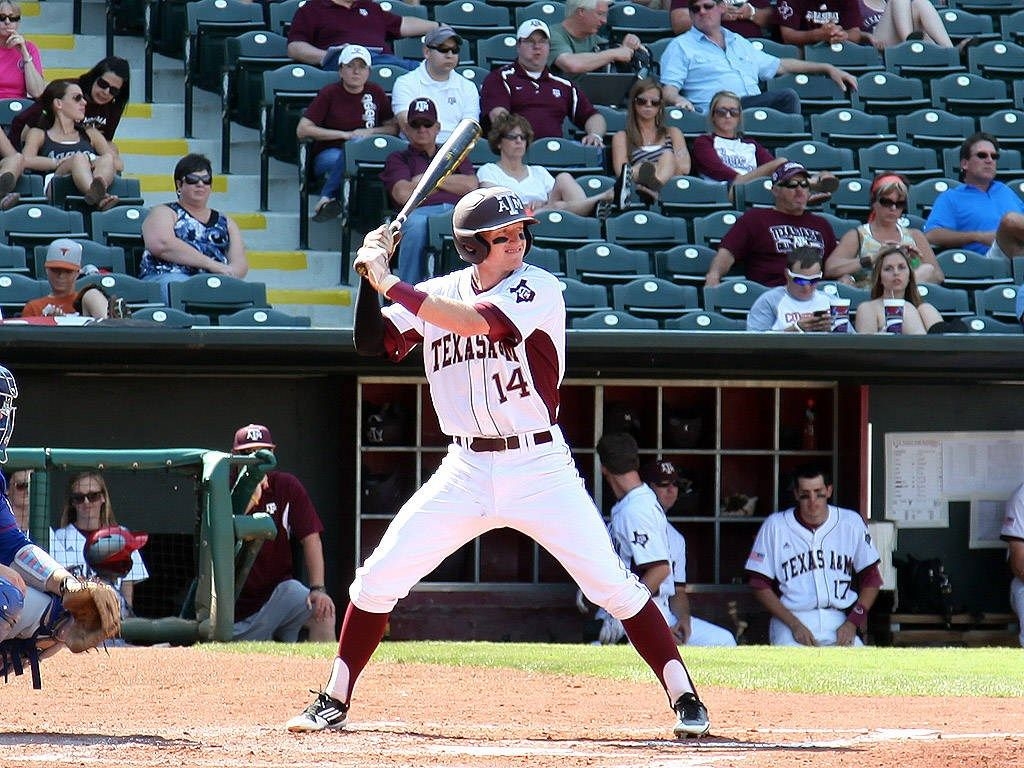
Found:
[670,0,779,38]
[139,153,248,300]
[691,90,838,206]
[21,239,109,320]
[481,19,606,146]
[924,133,1024,261]
[9,56,130,165]
[854,244,942,334]
[0,128,23,210]
[52,470,149,617]
[21,79,121,211]
[7,468,31,532]
[286,0,437,71]
[231,424,336,642]
[391,25,479,142]
[296,44,397,224]
[777,0,866,47]
[659,0,857,114]
[859,0,956,50]
[746,245,835,332]
[0,2,43,98]
[548,0,647,81]
[610,79,690,207]
[825,173,943,288]
[382,98,477,284]
[705,161,838,287]
[477,113,613,217]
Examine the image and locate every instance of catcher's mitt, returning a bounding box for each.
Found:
[61,579,121,653]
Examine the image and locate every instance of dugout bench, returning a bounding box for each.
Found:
[887,612,1020,647]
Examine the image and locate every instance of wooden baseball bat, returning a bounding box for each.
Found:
[355,118,481,277]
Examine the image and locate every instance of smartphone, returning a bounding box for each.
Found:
[812,310,829,317]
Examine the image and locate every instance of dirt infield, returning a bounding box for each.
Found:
[1,647,1019,768]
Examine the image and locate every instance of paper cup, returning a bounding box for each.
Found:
[883,298,905,334]
[829,297,851,333]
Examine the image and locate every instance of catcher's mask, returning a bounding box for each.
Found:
[84,526,149,580]
[452,186,537,264]
[0,364,17,463]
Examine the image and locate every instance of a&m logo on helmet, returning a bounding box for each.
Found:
[494,191,525,217]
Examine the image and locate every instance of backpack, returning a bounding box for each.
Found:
[893,554,956,626]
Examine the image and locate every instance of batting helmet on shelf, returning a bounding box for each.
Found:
[604,402,642,438]
[363,402,408,446]
[452,186,537,264]
[361,468,411,515]
[0,364,18,463]
[84,526,148,581]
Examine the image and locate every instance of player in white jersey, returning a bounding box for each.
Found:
[744,463,882,646]
[593,443,736,647]
[1000,482,1024,647]
[286,186,711,738]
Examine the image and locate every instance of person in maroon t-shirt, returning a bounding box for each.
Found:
[231,424,336,643]
[776,0,865,46]
[381,97,478,284]
[670,0,778,39]
[286,0,436,71]
[480,19,605,145]
[297,44,397,222]
[705,161,837,287]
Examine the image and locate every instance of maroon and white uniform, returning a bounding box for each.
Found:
[1001,483,1024,647]
[720,207,837,286]
[745,505,880,645]
[351,264,651,621]
[480,61,598,140]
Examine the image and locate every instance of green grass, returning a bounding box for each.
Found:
[210,641,1023,698]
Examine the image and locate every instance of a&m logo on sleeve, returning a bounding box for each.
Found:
[509,279,535,303]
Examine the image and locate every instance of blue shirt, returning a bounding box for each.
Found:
[658,27,781,113]
[923,181,1024,255]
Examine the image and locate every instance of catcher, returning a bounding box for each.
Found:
[0,364,121,688]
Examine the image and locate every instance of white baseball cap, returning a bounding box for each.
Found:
[516,18,550,40]
[339,44,372,67]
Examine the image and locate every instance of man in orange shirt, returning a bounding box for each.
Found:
[21,239,83,318]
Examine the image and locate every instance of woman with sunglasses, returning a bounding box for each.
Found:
[825,173,943,288]
[0,1,43,99]
[22,79,121,210]
[854,244,942,334]
[9,56,129,158]
[610,78,690,206]
[477,113,612,217]
[139,153,248,298]
[52,471,149,617]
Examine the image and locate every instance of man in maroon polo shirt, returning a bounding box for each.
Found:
[704,161,837,287]
[480,19,606,146]
[381,98,478,284]
[287,0,437,70]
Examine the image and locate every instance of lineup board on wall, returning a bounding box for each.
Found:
[885,431,1022,547]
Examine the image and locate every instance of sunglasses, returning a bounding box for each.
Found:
[429,45,460,55]
[70,490,105,505]
[502,132,527,141]
[876,196,907,210]
[689,1,719,12]
[634,96,662,107]
[12,481,29,491]
[409,120,435,129]
[62,93,87,103]
[776,179,810,189]
[96,77,121,97]
[713,106,741,117]
[786,269,822,286]
[973,151,1000,161]
[0,14,21,22]
[182,173,213,185]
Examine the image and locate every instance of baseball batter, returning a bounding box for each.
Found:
[286,187,711,738]
[1000,482,1024,647]
[744,464,882,646]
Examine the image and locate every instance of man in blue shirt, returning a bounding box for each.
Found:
[659,0,856,114]
[924,132,1024,260]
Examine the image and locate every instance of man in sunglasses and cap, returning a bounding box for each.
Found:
[746,246,835,332]
[706,162,838,288]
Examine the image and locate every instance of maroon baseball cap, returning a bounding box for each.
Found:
[771,161,809,185]
[233,423,276,451]
[641,458,680,486]
[407,97,438,126]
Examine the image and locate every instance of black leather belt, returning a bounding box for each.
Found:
[455,430,553,452]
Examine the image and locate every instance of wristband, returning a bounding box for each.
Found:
[308,585,325,593]
[846,602,868,629]
[385,279,428,315]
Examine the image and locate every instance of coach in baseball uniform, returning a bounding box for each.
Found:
[1001,482,1024,647]
[745,463,882,646]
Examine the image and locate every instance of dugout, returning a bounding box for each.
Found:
[2,324,1023,644]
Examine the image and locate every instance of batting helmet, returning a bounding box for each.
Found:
[0,577,24,641]
[84,525,148,580]
[452,186,537,264]
[0,364,18,464]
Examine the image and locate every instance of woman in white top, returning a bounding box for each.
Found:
[477,113,611,217]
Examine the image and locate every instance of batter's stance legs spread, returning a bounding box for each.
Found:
[286,188,710,738]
